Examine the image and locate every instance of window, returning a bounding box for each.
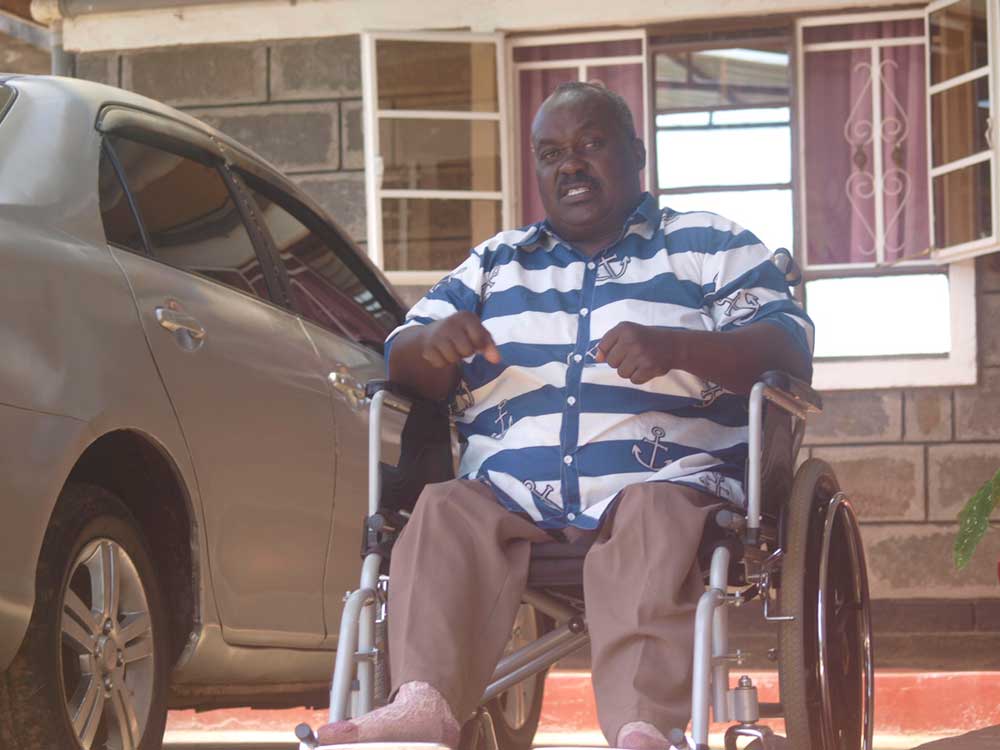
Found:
[105,135,273,302]
[797,12,977,388]
[98,145,145,254]
[512,31,649,224]
[651,38,792,253]
[926,0,999,261]
[361,32,509,285]
[244,178,397,348]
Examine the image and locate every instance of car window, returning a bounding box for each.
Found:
[243,180,397,348]
[98,146,146,254]
[105,134,273,302]
[0,84,13,122]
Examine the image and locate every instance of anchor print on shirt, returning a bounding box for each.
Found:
[632,427,671,470]
[699,381,725,408]
[524,480,559,511]
[481,267,500,300]
[491,399,514,439]
[596,255,630,282]
[715,290,761,326]
[699,472,733,501]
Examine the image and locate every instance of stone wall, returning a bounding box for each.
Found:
[75,38,366,249]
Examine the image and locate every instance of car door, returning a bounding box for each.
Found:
[101,130,337,648]
[235,174,409,639]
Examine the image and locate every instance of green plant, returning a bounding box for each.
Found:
[953,467,1000,570]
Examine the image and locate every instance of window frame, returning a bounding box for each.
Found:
[793,10,978,389]
[925,0,1000,263]
[361,30,511,286]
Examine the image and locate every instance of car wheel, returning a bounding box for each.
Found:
[0,483,170,750]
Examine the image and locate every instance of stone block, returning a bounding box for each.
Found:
[270,36,362,100]
[979,253,1000,293]
[955,368,1000,440]
[860,524,1000,599]
[928,443,1000,521]
[294,172,366,241]
[980,293,1000,367]
[191,103,340,172]
[975,599,1000,631]
[122,44,266,107]
[75,53,118,86]
[904,389,952,442]
[811,445,924,520]
[340,99,365,170]
[870,598,975,632]
[0,36,49,75]
[803,390,902,445]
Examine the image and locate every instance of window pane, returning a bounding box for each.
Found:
[513,39,641,63]
[377,40,498,111]
[659,189,793,253]
[98,147,144,253]
[380,118,500,191]
[382,198,501,271]
[248,186,395,344]
[655,46,789,111]
[929,0,989,84]
[109,136,271,300]
[933,160,994,248]
[807,274,950,357]
[802,18,923,44]
[931,74,991,166]
[657,125,790,188]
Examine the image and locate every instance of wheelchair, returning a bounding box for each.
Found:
[296,370,874,750]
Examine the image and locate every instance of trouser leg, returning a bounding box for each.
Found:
[388,479,551,722]
[583,482,721,743]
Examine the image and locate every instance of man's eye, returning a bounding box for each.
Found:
[539,149,561,162]
[582,139,604,151]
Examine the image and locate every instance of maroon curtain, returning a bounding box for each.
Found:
[803,20,929,265]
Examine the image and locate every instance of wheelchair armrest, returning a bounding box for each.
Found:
[758,370,823,413]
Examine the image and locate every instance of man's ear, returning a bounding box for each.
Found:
[632,138,647,171]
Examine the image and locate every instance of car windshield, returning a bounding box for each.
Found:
[0,84,13,122]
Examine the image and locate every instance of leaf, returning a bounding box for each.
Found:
[953,468,1000,570]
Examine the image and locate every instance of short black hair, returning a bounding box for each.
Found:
[543,80,637,140]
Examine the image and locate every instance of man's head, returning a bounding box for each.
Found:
[530,82,646,248]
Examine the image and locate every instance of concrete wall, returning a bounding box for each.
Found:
[75,38,1000,667]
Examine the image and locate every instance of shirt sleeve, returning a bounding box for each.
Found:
[700,216,815,363]
[382,249,486,371]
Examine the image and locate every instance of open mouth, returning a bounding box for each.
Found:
[561,183,595,200]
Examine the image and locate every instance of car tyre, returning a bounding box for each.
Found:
[0,483,170,750]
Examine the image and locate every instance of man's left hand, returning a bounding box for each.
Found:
[595,323,681,384]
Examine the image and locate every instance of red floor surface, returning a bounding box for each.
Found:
[165,670,1000,739]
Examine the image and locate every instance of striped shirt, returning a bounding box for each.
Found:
[386,193,814,530]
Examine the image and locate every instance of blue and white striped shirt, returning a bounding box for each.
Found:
[387,193,814,530]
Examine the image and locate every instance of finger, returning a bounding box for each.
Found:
[603,340,630,370]
[616,359,640,381]
[466,322,502,364]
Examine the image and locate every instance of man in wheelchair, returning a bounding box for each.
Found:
[316,81,820,750]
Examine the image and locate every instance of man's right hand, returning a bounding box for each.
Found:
[422,311,501,367]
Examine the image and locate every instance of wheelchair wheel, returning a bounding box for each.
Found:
[481,605,550,750]
[777,459,874,750]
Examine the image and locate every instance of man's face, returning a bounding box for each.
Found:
[531,91,645,245]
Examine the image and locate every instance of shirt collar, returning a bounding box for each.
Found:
[514,192,661,251]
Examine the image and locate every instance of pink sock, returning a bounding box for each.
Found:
[316,681,461,748]
[617,721,671,750]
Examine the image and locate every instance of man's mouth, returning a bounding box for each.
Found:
[561,183,596,200]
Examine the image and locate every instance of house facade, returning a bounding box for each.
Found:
[13,0,1000,665]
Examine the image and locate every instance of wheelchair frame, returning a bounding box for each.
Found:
[297,374,874,750]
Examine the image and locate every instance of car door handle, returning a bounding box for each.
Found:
[328,371,366,408]
[155,306,207,341]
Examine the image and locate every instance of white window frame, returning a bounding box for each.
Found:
[507,29,651,225]
[796,11,977,390]
[925,0,1000,263]
[361,30,512,287]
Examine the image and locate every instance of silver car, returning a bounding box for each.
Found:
[0,74,425,749]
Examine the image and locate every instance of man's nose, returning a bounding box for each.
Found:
[557,154,587,175]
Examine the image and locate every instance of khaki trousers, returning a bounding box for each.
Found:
[387,478,720,743]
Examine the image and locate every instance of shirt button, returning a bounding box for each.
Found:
[563,455,573,465]
[580,307,589,317]
[573,354,583,363]
[567,512,577,521]
[567,396,577,406]
[587,262,596,270]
